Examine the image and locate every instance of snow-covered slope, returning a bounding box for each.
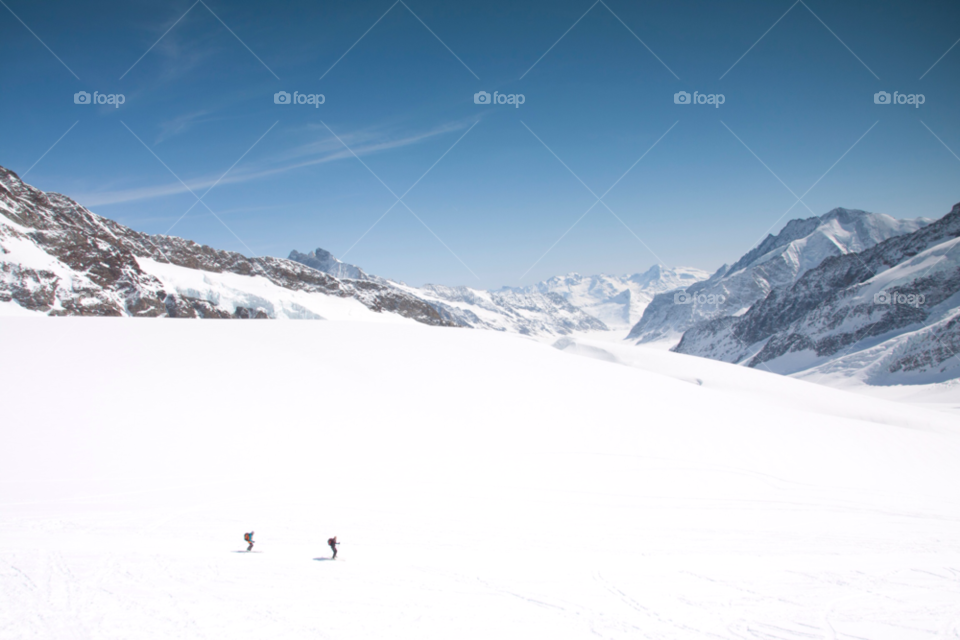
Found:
[2,318,960,638]
[508,265,708,330]
[0,165,451,325]
[628,208,932,346]
[675,202,960,385]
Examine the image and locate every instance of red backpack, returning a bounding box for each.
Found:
[327,537,336,546]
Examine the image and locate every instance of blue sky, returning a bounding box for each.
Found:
[2,0,959,288]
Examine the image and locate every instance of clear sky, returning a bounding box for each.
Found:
[2,0,958,288]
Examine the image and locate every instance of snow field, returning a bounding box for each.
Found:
[2,318,960,639]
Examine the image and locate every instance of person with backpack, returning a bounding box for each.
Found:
[244,531,255,552]
[328,536,339,559]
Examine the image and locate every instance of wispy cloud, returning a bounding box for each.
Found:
[155,109,219,143]
[76,119,474,207]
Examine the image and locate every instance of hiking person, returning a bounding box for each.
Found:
[328,536,339,559]
[244,531,255,551]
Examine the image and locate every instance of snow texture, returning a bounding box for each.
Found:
[2,318,960,639]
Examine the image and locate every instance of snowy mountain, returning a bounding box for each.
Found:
[395,282,609,335]
[0,165,453,325]
[628,208,933,345]
[288,248,707,337]
[508,266,709,330]
[674,202,960,384]
[285,248,607,336]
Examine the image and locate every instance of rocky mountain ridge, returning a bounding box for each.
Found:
[674,203,960,384]
[628,207,933,345]
[0,165,454,325]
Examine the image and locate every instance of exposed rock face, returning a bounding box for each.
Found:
[628,208,933,345]
[674,203,960,384]
[0,165,457,326]
[288,248,372,282]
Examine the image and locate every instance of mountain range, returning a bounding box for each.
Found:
[673,203,960,384]
[0,165,450,325]
[284,251,708,336]
[2,162,957,385]
[628,208,933,345]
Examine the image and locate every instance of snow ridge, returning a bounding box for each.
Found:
[0,165,455,325]
[628,207,933,345]
[675,202,960,384]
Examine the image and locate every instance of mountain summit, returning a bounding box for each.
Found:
[628,207,933,345]
[675,202,960,385]
[288,248,371,282]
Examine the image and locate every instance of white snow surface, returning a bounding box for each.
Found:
[3,318,960,639]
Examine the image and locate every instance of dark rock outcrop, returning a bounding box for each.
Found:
[0,165,458,326]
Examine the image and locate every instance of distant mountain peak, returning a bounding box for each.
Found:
[628,205,935,345]
[673,199,960,384]
[288,247,370,281]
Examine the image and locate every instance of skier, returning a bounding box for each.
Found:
[244,531,255,551]
[328,536,339,559]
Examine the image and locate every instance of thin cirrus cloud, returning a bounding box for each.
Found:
[154,109,220,143]
[75,118,475,207]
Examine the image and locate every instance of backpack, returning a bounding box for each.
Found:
[327,537,336,546]
[244,533,252,542]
